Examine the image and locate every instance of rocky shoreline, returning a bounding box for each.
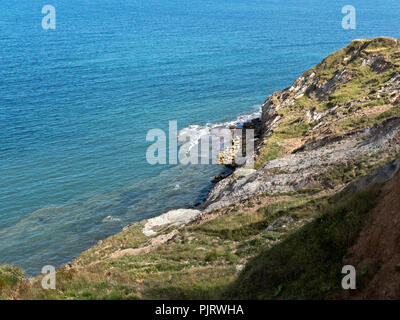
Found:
[135,115,264,238]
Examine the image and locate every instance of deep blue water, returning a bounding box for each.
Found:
[1,0,399,276]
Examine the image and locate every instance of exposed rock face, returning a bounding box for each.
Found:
[202,117,400,211]
[216,135,242,166]
[217,118,263,167]
[306,108,327,123]
[261,37,400,135]
[202,37,400,212]
[340,156,400,196]
[362,55,393,73]
[142,209,202,236]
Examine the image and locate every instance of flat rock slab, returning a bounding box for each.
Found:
[234,168,257,178]
[142,209,202,236]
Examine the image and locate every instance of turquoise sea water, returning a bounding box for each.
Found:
[1,0,400,275]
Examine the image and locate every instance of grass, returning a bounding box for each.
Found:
[292,95,313,110]
[76,223,148,265]
[327,80,363,106]
[320,153,400,189]
[275,123,310,139]
[253,38,400,169]
[0,176,388,300]
[193,198,320,241]
[5,193,329,300]
[224,185,382,299]
[322,162,368,188]
[143,266,237,299]
[0,265,25,299]
[255,136,283,169]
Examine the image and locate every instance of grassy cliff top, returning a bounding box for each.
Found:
[256,37,400,168]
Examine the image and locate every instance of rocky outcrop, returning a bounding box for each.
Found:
[202,37,400,212]
[202,117,400,211]
[216,135,242,166]
[340,156,400,196]
[217,118,263,167]
[142,208,202,236]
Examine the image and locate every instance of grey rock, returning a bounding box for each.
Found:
[202,117,400,212]
[142,209,202,236]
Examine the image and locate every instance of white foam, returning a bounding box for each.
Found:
[102,215,121,223]
[177,106,261,156]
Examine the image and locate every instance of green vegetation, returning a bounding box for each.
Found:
[256,37,400,168]
[336,105,400,133]
[255,136,283,169]
[76,223,148,265]
[275,122,310,139]
[320,152,400,189]
[194,198,319,241]
[4,192,332,300]
[0,265,25,299]
[0,178,385,300]
[225,185,382,299]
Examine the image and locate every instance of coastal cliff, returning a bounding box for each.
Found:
[203,37,400,211]
[2,37,400,300]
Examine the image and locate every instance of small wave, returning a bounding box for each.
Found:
[102,215,121,223]
[178,106,261,154]
[173,184,180,190]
